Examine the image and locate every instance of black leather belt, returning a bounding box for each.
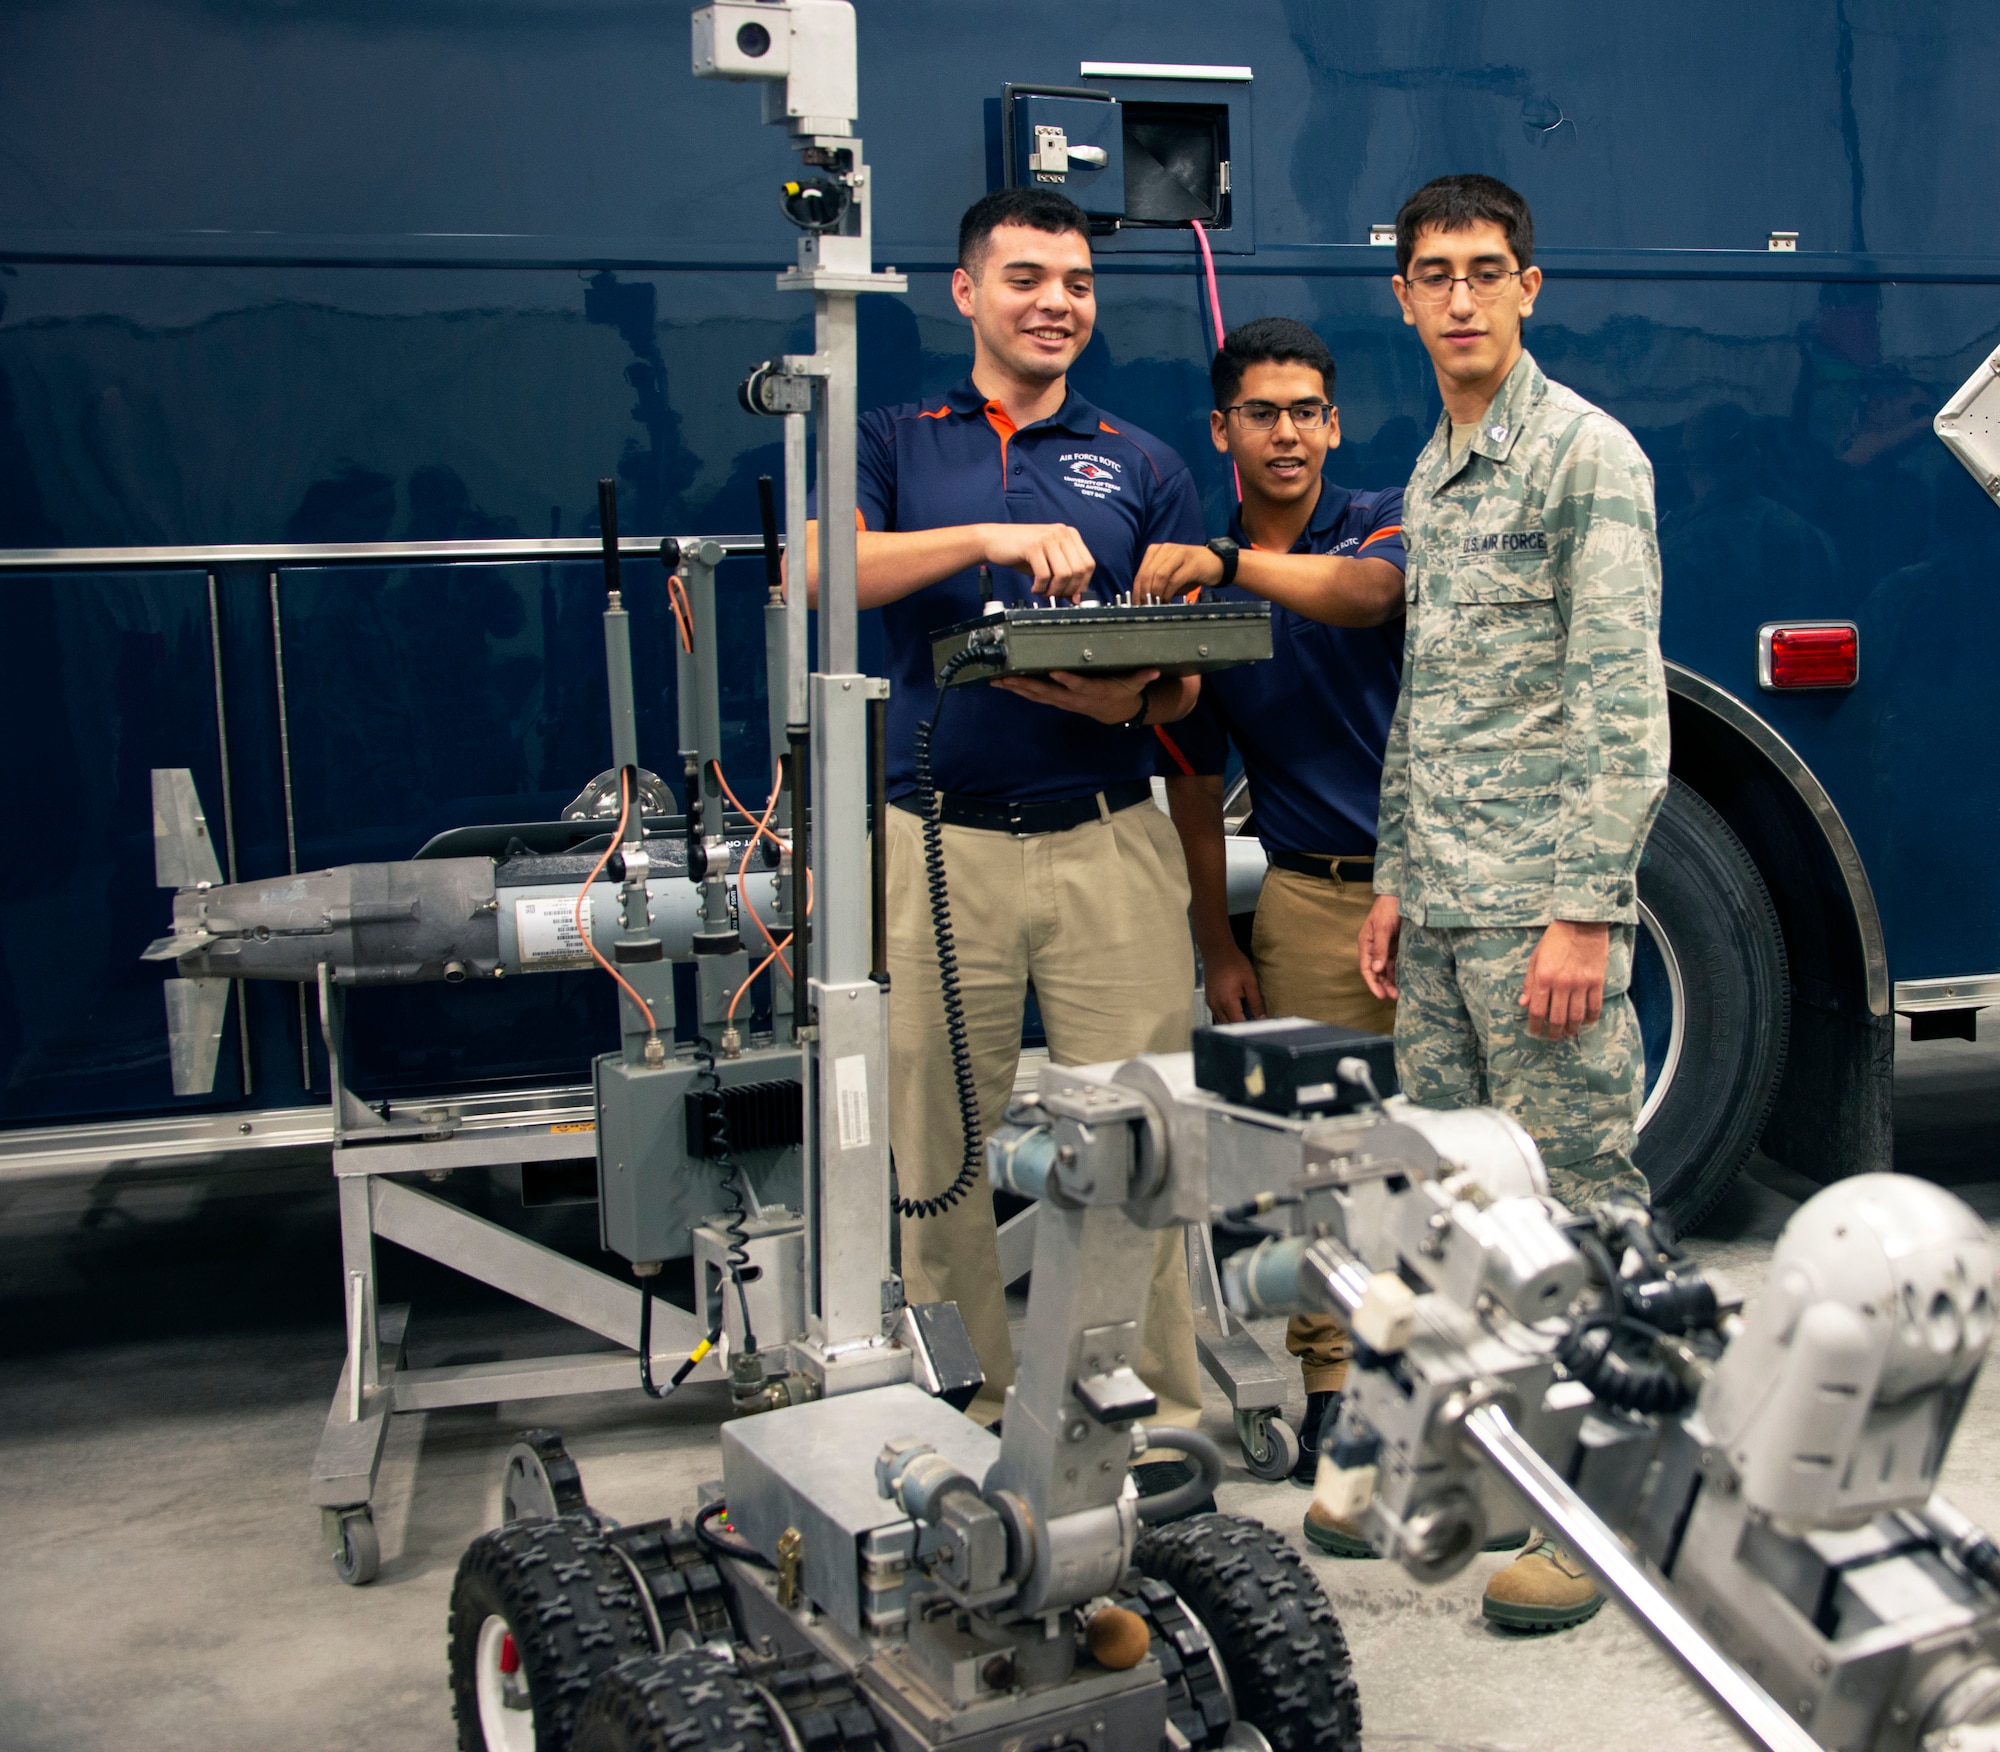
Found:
[1268,848,1376,883]
[893,778,1155,837]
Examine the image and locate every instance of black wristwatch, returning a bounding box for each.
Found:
[1120,688,1152,731]
[1206,535,1240,587]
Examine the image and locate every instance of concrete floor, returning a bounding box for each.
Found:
[3,1019,1998,1752]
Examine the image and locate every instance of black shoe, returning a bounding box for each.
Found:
[1292,1390,1340,1488]
[1133,1460,1217,1521]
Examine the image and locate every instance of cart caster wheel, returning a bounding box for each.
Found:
[501,1428,590,1525]
[1234,1407,1300,1483]
[330,1506,380,1586]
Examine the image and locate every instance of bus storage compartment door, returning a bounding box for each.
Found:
[1007,92,1124,216]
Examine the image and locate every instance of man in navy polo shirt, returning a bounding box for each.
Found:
[1137,317,1406,1504]
[804,188,1206,1425]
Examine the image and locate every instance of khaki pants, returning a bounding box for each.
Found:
[887,800,1202,1425]
[1249,865,1397,1394]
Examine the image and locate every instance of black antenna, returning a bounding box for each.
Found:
[756,474,782,593]
[597,477,621,594]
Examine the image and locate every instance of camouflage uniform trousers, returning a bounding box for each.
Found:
[1394,921,1650,1210]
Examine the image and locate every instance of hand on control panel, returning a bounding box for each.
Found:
[1132,540,1223,603]
[979,521,1097,600]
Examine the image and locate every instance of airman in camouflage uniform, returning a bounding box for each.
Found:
[1374,347,1668,1208]
[1354,173,1669,1634]
[1360,177,1669,1219]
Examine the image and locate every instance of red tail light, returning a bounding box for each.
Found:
[1758,622,1858,690]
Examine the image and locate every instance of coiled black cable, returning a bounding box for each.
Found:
[693,1034,758,1352]
[1557,1314,1690,1415]
[1555,1226,1700,1415]
[896,642,1003,1219]
[636,1035,759,1399]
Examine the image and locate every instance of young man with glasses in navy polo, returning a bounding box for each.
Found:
[803,188,1206,1431]
[1133,316,1409,1505]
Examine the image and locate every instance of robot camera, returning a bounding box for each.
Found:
[692,3,792,80]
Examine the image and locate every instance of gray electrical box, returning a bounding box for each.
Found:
[596,1045,804,1264]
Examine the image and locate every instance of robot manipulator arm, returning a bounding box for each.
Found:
[979,1044,2000,1750]
[1219,1108,2000,1752]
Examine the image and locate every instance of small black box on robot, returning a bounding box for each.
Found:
[1193,1017,1399,1117]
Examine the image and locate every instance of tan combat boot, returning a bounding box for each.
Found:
[1303,1500,1378,1559]
[1304,1502,1530,1560]
[1482,1538,1605,1631]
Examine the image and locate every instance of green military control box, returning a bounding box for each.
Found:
[930,599,1272,687]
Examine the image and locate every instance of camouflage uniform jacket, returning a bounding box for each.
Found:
[1375,350,1668,927]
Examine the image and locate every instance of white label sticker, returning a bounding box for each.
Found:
[515,896,595,969]
[834,1053,871,1151]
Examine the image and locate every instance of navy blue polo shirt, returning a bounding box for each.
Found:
[1153,481,1406,857]
[858,377,1204,804]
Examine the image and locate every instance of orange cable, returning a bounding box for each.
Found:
[714,757,819,1023]
[727,936,791,1024]
[574,767,658,1035]
[724,875,813,1025]
[733,761,792,980]
[711,758,791,858]
[666,573,695,652]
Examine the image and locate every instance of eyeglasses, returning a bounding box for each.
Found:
[1221,401,1335,431]
[1402,267,1524,305]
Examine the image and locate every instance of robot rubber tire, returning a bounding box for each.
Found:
[449,1515,657,1752]
[571,1648,795,1752]
[501,1428,592,1526]
[1133,1513,1362,1752]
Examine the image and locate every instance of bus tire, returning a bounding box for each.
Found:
[1632,778,1790,1230]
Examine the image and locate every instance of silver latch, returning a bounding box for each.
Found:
[1029,124,1070,181]
[1369,222,1396,247]
[1768,230,1799,252]
[1069,143,1108,168]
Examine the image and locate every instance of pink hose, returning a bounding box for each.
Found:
[1190,219,1242,503]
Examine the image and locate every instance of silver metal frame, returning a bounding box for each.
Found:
[0,535,772,572]
[0,1078,593,1182]
[309,1081,725,1513]
[1894,971,2000,1012]
[1078,62,1254,81]
[1666,660,1890,1016]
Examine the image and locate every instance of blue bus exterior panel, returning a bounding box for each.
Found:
[0,0,1995,1130]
